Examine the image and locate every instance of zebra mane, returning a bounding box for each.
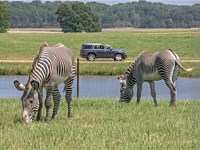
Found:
[32,42,48,68]
[123,62,135,76]
[123,51,147,76]
[52,43,64,48]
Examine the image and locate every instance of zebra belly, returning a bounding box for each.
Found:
[143,70,162,81]
[54,75,69,85]
[43,75,69,88]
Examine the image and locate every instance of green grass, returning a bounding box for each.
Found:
[0,29,199,60]
[0,98,199,149]
[0,29,199,77]
[0,61,199,77]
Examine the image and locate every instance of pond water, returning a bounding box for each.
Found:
[0,76,199,100]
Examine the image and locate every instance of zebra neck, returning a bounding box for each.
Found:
[29,59,52,85]
[124,62,135,75]
[126,71,136,88]
[28,74,42,86]
[123,62,136,88]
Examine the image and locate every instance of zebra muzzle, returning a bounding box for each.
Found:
[22,110,31,123]
[119,99,130,103]
[22,115,29,123]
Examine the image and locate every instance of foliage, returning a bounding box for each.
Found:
[0,98,199,149]
[0,2,10,33]
[7,1,60,28]
[88,2,200,28]
[6,1,200,28]
[56,2,101,32]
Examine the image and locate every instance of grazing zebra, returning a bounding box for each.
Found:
[117,49,192,106]
[14,42,75,123]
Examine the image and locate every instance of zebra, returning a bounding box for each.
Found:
[14,42,75,123]
[117,49,192,106]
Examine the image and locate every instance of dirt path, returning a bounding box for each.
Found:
[0,59,200,63]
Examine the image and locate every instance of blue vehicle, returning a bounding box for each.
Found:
[80,43,127,61]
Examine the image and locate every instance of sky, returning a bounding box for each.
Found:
[5,0,200,6]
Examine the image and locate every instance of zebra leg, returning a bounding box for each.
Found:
[164,79,177,106]
[149,81,158,107]
[136,81,143,104]
[37,88,43,121]
[52,86,61,119]
[45,87,53,122]
[64,77,74,118]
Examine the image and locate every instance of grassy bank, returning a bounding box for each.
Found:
[0,61,199,77]
[0,98,199,149]
[0,29,199,60]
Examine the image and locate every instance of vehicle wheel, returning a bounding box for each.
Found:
[114,54,122,61]
[87,54,95,61]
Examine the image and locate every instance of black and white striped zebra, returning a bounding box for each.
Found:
[117,49,192,106]
[14,43,75,123]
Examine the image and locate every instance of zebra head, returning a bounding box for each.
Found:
[14,80,40,123]
[117,75,134,103]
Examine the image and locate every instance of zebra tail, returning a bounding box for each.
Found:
[176,60,193,72]
[169,49,193,72]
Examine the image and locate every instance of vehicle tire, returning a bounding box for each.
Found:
[87,54,96,61]
[114,54,122,61]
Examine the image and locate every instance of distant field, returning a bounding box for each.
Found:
[0,98,199,149]
[1,28,199,60]
[8,27,200,33]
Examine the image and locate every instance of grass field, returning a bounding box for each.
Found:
[0,98,199,149]
[0,28,199,60]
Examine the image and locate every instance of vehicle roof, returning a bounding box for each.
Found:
[82,43,110,46]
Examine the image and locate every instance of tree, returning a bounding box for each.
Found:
[56,2,101,33]
[0,2,10,33]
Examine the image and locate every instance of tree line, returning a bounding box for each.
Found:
[0,2,10,32]
[87,1,200,28]
[1,0,200,32]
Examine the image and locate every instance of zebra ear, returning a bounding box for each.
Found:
[14,80,25,91]
[31,80,39,91]
[117,75,127,85]
[117,75,120,80]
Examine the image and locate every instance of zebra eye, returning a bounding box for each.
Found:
[121,89,125,94]
[30,100,33,104]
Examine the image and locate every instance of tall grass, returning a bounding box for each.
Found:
[0,98,199,149]
[0,61,199,77]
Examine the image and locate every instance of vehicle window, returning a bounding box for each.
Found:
[100,45,105,49]
[94,45,100,49]
[104,45,110,49]
[84,45,92,49]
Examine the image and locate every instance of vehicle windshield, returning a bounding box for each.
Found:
[104,45,112,50]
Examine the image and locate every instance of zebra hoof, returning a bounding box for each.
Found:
[37,115,43,121]
[45,117,51,122]
[68,114,72,118]
[52,114,57,120]
[169,103,176,107]
[37,117,42,121]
